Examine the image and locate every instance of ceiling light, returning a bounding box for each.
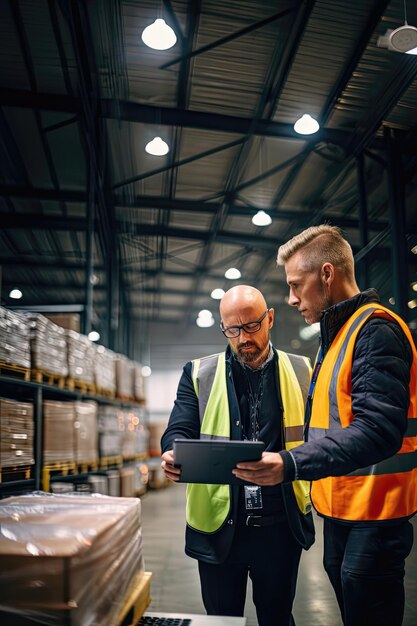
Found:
[145,137,169,156]
[141,19,177,51]
[141,365,152,377]
[389,297,396,305]
[408,299,417,310]
[252,210,272,227]
[411,245,417,255]
[211,288,225,300]
[299,322,320,341]
[88,330,100,342]
[225,268,241,280]
[196,316,215,328]
[9,289,23,299]
[294,114,320,135]
[405,46,417,55]
[389,24,417,53]
[198,309,213,320]
[412,282,417,292]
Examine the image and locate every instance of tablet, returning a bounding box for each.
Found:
[173,439,265,485]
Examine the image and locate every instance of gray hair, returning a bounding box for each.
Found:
[277,225,355,280]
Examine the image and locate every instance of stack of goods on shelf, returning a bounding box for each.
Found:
[148,420,168,457]
[44,313,80,332]
[122,408,149,459]
[0,493,147,626]
[27,314,68,379]
[0,398,34,469]
[93,344,116,397]
[98,405,123,459]
[0,307,31,369]
[43,400,75,465]
[74,401,98,464]
[115,354,135,400]
[66,330,95,389]
[133,362,146,402]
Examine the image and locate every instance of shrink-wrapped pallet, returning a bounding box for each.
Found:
[43,400,75,464]
[74,401,98,464]
[27,314,68,376]
[98,405,123,458]
[0,493,145,626]
[133,362,146,402]
[0,307,30,369]
[115,354,134,399]
[66,330,95,384]
[0,398,34,468]
[148,420,168,457]
[94,344,116,395]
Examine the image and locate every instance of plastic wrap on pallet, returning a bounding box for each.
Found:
[74,401,98,464]
[43,400,76,464]
[66,330,95,384]
[0,398,34,468]
[98,405,123,457]
[0,492,145,626]
[115,354,134,399]
[26,313,68,377]
[93,344,116,395]
[0,306,31,369]
[133,362,146,402]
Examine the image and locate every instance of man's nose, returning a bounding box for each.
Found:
[288,290,299,307]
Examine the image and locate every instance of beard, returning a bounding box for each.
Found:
[235,341,265,364]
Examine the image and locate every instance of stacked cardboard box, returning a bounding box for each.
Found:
[133,362,146,402]
[66,330,95,384]
[0,493,145,626]
[43,400,75,464]
[98,405,124,458]
[27,314,68,376]
[94,344,116,395]
[0,307,30,369]
[74,401,98,464]
[115,355,134,399]
[148,420,168,457]
[0,398,34,468]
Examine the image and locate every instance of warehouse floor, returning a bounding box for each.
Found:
[141,483,417,626]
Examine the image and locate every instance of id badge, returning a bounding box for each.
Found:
[244,485,263,510]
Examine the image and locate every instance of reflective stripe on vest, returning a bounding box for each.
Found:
[309,303,417,522]
[186,350,312,534]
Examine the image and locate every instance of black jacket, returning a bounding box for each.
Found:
[161,346,315,564]
[280,289,413,516]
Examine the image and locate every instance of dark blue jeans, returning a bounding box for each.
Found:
[198,518,301,626]
[323,518,414,626]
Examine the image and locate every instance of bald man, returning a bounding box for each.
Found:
[161,285,314,626]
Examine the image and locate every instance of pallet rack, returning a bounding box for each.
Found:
[0,374,148,497]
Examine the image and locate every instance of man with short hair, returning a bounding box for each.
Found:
[233,225,417,626]
[161,285,314,626]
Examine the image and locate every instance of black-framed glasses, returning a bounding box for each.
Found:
[220,309,270,338]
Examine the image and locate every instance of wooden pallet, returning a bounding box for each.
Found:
[0,463,33,483]
[96,386,116,399]
[100,455,123,469]
[32,369,65,387]
[116,572,152,626]
[66,377,96,394]
[0,360,30,381]
[76,460,99,474]
[42,461,77,491]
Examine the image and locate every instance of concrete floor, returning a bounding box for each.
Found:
[140,483,417,626]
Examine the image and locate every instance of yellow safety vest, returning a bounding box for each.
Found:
[309,303,417,522]
[186,350,312,533]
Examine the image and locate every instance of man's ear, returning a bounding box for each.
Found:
[321,263,334,285]
[268,307,275,328]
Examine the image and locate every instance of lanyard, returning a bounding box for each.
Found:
[308,345,323,400]
[243,368,264,441]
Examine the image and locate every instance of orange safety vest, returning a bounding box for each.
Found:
[309,303,417,522]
